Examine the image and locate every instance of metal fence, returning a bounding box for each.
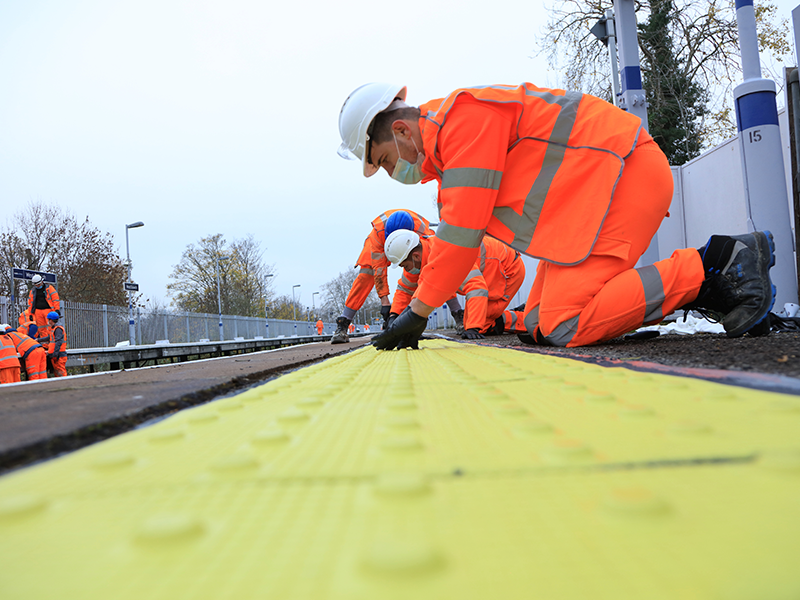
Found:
[0,296,339,350]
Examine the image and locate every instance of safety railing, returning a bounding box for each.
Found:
[0,296,339,350]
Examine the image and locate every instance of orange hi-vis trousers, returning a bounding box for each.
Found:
[23,347,48,380]
[523,140,705,347]
[0,367,20,384]
[498,310,527,333]
[475,257,526,333]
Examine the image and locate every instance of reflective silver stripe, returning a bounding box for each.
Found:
[493,90,583,250]
[441,167,502,190]
[379,212,389,224]
[461,269,483,287]
[637,265,666,323]
[479,243,486,272]
[465,289,489,301]
[505,311,517,329]
[397,283,416,295]
[437,220,485,249]
[371,252,384,261]
[400,272,417,286]
[545,314,580,347]
[524,305,540,334]
[359,267,374,276]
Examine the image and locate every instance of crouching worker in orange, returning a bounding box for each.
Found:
[0,324,47,380]
[338,83,776,350]
[0,327,21,384]
[39,311,67,377]
[331,209,463,344]
[316,319,324,335]
[385,231,527,341]
[17,310,38,338]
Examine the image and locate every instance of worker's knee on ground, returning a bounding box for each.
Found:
[538,314,581,347]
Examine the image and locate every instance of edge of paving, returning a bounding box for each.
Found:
[0,339,372,475]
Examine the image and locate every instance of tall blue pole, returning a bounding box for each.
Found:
[733,0,798,306]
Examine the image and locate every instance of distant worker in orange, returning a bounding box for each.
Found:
[39,311,67,377]
[0,326,21,384]
[364,323,370,332]
[348,322,355,335]
[385,231,527,341]
[17,310,38,338]
[316,319,324,335]
[331,209,463,344]
[27,275,60,340]
[339,83,776,350]
[0,324,47,380]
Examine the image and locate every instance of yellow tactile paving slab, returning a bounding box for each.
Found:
[1,340,799,599]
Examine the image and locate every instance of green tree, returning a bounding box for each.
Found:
[268,294,306,321]
[539,0,791,150]
[0,200,127,305]
[167,233,276,316]
[639,0,709,164]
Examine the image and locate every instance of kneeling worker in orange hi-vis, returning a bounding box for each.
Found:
[385,231,526,342]
[0,327,21,384]
[0,324,47,380]
[331,209,463,345]
[39,311,68,377]
[338,82,776,350]
[315,319,324,335]
[17,311,38,339]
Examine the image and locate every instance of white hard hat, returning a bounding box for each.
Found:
[338,82,407,177]
[385,229,420,266]
[0,324,10,333]
[31,275,43,284]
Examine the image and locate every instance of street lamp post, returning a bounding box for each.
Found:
[125,221,144,346]
[312,291,319,320]
[292,284,300,336]
[215,254,229,341]
[264,274,274,338]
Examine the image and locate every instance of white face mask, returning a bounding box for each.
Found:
[390,132,424,185]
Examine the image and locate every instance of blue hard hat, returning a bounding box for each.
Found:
[47,311,60,321]
[384,211,414,237]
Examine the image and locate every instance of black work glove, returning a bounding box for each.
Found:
[380,305,391,327]
[385,313,397,330]
[373,307,427,350]
[461,328,485,340]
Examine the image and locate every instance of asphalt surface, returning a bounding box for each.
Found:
[0,338,372,473]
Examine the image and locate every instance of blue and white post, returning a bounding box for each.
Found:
[613,0,660,266]
[734,0,798,306]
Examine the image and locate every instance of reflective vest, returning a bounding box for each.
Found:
[419,83,644,267]
[0,334,20,370]
[17,319,37,338]
[44,325,68,358]
[5,331,43,363]
[365,209,435,298]
[28,284,60,313]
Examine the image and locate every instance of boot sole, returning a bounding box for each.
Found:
[726,230,776,338]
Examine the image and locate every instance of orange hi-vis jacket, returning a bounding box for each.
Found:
[415,83,645,309]
[28,284,60,314]
[345,209,434,315]
[392,236,524,331]
[0,333,21,371]
[17,318,37,338]
[5,330,47,380]
[43,324,68,358]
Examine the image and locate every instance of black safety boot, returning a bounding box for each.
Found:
[452,310,465,335]
[331,317,351,344]
[682,231,776,338]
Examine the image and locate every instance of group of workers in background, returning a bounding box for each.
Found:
[330,209,527,345]
[0,274,67,384]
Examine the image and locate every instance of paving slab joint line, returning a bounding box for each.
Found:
[430,334,800,396]
[0,348,363,476]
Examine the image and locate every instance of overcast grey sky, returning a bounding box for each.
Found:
[1,0,798,312]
